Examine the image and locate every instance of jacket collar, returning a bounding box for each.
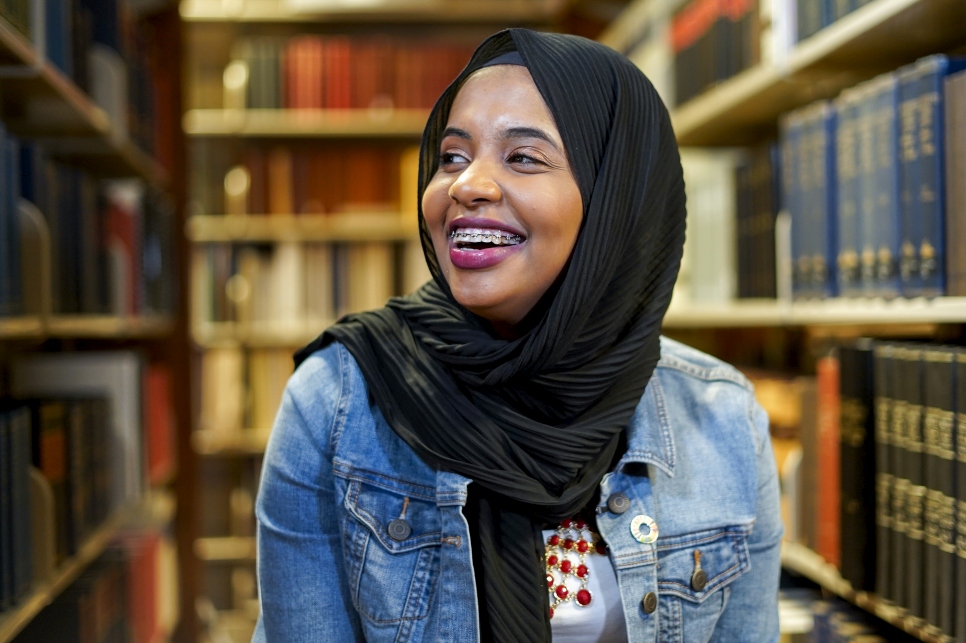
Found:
[616,370,676,478]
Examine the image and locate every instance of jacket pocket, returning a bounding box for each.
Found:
[342,478,442,624]
[655,525,751,643]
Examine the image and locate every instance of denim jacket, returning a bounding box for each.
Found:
[252,337,782,642]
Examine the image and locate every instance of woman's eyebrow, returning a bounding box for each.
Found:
[502,126,561,152]
[441,126,472,140]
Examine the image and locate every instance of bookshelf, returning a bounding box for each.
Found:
[782,542,947,643]
[0,17,167,184]
[601,0,966,146]
[179,0,568,24]
[192,430,271,456]
[194,536,257,563]
[0,491,176,643]
[0,2,188,641]
[183,108,429,138]
[604,0,966,638]
[186,213,417,242]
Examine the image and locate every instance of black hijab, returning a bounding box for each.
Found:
[295,28,686,641]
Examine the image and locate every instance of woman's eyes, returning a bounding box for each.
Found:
[439,151,469,166]
[438,150,548,169]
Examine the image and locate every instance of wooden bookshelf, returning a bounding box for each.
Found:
[663,297,966,328]
[781,542,949,643]
[0,315,174,340]
[0,18,167,184]
[0,491,175,643]
[194,536,256,563]
[186,213,418,243]
[192,429,272,456]
[0,316,44,339]
[180,0,566,24]
[183,108,429,138]
[192,321,324,349]
[647,0,966,146]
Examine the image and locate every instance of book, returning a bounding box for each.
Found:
[897,345,925,619]
[956,351,966,643]
[871,73,901,298]
[838,340,876,592]
[834,87,861,297]
[816,352,840,568]
[12,352,146,512]
[922,347,956,635]
[897,65,921,296]
[914,56,966,297]
[945,70,966,297]
[872,345,895,603]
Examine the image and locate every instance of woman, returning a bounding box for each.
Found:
[253,29,781,642]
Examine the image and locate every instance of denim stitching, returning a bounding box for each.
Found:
[333,461,438,501]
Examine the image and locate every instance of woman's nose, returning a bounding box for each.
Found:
[448,159,502,206]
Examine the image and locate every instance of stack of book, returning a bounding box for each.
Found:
[671,0,760,106]
[226,35,474,111]
[39,0,159,153]
[16,141,175,317]
[783,338,965,640]
[782,55,966,300]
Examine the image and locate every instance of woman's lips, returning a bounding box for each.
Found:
[449,240,524,269]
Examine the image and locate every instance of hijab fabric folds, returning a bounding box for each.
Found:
[295,29,686,641]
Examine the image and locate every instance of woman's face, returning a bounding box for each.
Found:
[422,64,583,336]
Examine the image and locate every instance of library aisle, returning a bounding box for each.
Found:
[2,0,965,641]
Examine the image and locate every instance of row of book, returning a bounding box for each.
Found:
[190,141,416,217]
[0,131,176,317]
[782,55,966,299]
[36,0,158,153]
[229,35,475,111]
[191,241,415,334]
[13,531,177,643]
[797,0,875,42]
[671,0,760,107]
[780,339,966,640]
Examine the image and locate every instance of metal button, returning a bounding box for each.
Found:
[629,514,659,544]
[641,591,658,614]
[691,569,708,592]
[606,492,630,514]
[387,518,412,541]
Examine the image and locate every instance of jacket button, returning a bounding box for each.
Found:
[691,569,708,592]
[606,492,630,514]
[641,591,658,614]
[387,518,412,541]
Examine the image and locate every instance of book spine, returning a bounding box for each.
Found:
[10,406,32,602]
[873,345,893,602]
[874,73,901,298]
[0,412,9,610]
[955,351,966,642]
[819,103,838,297]
[857,84,877,296]
[898,64,922,296]
[916,56,949,296]
[890,346,908,611]
[901,346,926,618]
[817,353,841,567]
[923,348,955,633]
[839,341,876,591]
[780,113,806,299]
[835,92,860,297]
[945,71,966,297]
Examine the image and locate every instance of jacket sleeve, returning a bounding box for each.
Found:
[710,394,783,643]
[252,346,364,642]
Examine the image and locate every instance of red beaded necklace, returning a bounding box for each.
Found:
[545,517,608,619]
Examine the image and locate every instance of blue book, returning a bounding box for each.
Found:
[856,82,879,297]
[835,88,862,297]
[812,101,838,298]
[871,73,901,298]
[780,112,807,299]
[43,0,72,77]
[914,55,966,297]
[898,63,922,296]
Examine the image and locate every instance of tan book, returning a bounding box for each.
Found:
[199,347,245,434]
[348,242,394,313]
[267,147,294,215]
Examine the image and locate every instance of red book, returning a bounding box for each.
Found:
[143,364,176,486]
[816,354,841,568]
[324,36,352,109]
[103,187,142,315]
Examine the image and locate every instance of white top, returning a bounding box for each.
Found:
[542,528,629,642]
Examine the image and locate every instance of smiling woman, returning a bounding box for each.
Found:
[253,28,782,643]
[423,64,583,336]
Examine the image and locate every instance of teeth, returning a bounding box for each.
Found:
[450,227,523,246]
